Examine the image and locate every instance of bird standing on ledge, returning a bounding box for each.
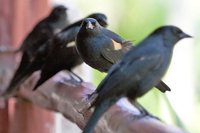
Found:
[82,25,191,133]
[3,5,69,97]
[76,18,171,94]
[32,13,108,91]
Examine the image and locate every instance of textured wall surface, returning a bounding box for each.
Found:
[0,1,55,133]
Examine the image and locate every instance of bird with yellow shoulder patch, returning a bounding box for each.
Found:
[76,18,171,93]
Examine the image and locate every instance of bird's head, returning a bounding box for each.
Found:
[50,5,68,19]
[87,13,108,27]
[81,18,102,34]
[152,25,192,47]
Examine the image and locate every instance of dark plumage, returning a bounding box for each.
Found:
[33,46,83,90]
[3,5,68,97]
[19,5,68,55]
[32,13,108,90]
[83,25,191,133]
[76,18,132,72]
[76,18,171,93]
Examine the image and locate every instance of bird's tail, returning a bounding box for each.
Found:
[32,77,47,91]
[156,81,171,93]
[32,71,56,91]
[83,98,117,133]
[1,70,33,98]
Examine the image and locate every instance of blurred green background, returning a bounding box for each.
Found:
[57,0,200,132]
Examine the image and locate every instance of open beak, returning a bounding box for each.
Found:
[86,21,94,30]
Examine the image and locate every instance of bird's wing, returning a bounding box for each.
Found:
[57,26,80,47]
[100,39,133,64]
[90,63,123,107]
[92,52,163,107]
[103,29,126,43]
[20,23,53,53]
[103,28,134,46]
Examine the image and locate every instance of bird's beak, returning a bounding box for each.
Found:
[180,32,192,39]
[86,22,94,29]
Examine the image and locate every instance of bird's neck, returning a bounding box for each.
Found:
[79,29,98,38]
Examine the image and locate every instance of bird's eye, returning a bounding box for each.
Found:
[177,29,182,34]
[92,21,96,25]
[173,28,182,35]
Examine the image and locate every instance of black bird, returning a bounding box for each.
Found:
[1,13,107,94]
[32,46,83,90]
[2,5,68,97]
[82,26,191,133]
[19,5,69,54]
[32,13,108,90]
[76,18,171,93]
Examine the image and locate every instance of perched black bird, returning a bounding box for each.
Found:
[1,13,107,95]
[19,5,68,54]
[57,13,108,44]
[76,18,171,93]
[3,5,68,97]
[32,46,83,90]
[82,26,191,133]
[32,13,108,90]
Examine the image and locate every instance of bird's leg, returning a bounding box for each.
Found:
[133,101,161,121]
[70,71,83,82]
[69,71,83,82]
[62,71,83,84]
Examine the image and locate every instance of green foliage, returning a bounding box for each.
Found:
[116,0,168,43]
[138,89,160,114]
[92,69,107,86]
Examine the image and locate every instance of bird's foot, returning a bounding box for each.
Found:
[131,113,146,120]
[62,76,82,85]
[132,101,162,121]
[69,71,83,83]
[138,109,161,121]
